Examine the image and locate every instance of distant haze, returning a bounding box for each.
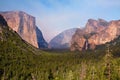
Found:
[0,0,120,42]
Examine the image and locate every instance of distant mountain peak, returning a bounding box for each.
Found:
[1,11,28,14]
[49,28,78,49]
[98,18,107,22]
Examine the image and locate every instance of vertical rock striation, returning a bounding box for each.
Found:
[0,11,38,48]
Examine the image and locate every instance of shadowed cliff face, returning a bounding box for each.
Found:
[36,27,48,48]
[0,15,8,40]
[71,19,120,51]
[0,11,38,48]
[0,15,8,26]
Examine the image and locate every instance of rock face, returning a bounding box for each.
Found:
[0,11,48,48]
[49,28,77,49]
[0,11,38,48]
[71,29,86,51]
[0,14,8,26]
[84,19,108,33]
[0,14,8,41]
[71,19,120,51]
[36,27,48,48]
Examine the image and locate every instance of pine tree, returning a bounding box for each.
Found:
[80,62,87,80]
[65,70,74,80]
[48,69,54,80]
[104,44,113,80]
[91,66,97,80]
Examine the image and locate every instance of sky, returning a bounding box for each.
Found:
[0,0,120,42]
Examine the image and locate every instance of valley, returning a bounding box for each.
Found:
[0,11,120,80]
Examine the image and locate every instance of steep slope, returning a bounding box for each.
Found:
[0,14,44,79]
[71,19,120,51]
[71,29,86,51]
[0,11,38,48]
[49,28,77,49]
[0,14,41,54]
[109,36,120,56]
[88,20,120,47]
[96,35,120,57]
[36,27,48,48]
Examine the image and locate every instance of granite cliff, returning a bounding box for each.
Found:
[36,27,48,48]
[71,19,120,51]
[0,11,47,48]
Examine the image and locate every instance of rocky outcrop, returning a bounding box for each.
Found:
[36,27,48,48]
[71,29,86,51]
[84,19,108,33]
[88,20,120,46]
[49,28,77,49]
[71,19,120,51]
[0,11,38,48]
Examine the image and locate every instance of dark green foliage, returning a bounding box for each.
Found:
[48,69,54,80]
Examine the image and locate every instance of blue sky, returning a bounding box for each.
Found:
[0,0,120,42]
